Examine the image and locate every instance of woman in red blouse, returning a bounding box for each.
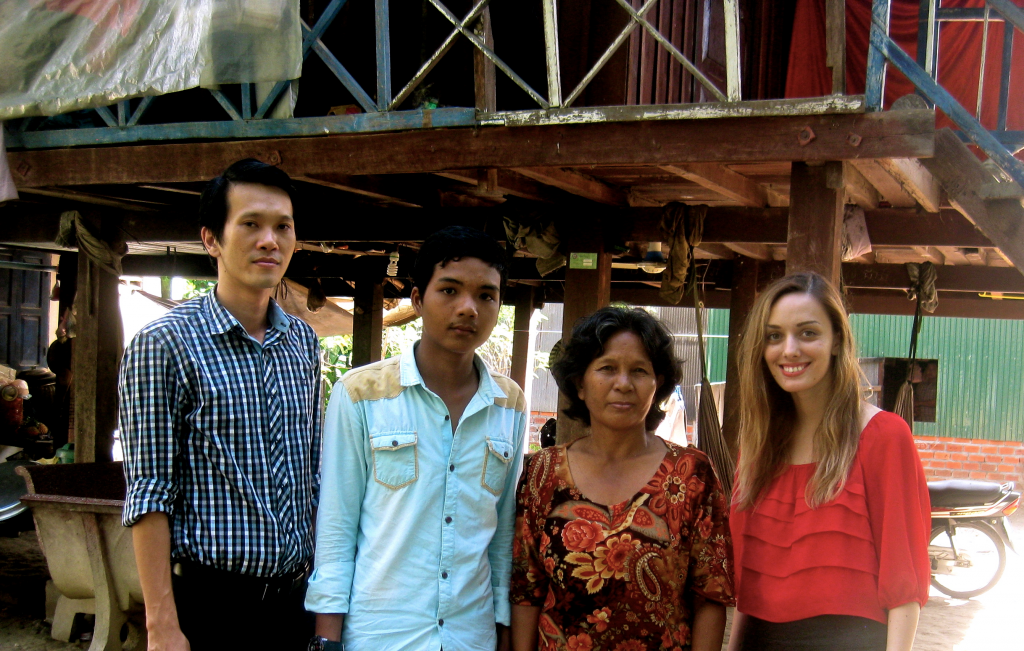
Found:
[511,307,735,651]
[727,272,931,651]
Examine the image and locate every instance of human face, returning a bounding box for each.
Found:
[763,292,839,401]
[577,330,662,435]
[201,182,295,293]
[411,257,502,358]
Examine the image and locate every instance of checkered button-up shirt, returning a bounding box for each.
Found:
[120,289,322,578]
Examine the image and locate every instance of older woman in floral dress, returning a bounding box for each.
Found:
[510,307,735,651]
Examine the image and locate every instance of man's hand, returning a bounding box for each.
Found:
[147,623,191,651]
[496,623,511,651]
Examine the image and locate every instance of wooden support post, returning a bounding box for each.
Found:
[826,0,847,95]
[473,8,496,113]
[510,285,536,390]
[556,228,612,444]
[352,279,384,368]
[786,161,845,283]
[72,254,122,463]
[722,257,759,456]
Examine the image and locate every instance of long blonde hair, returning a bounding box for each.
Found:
[733,272,863,509]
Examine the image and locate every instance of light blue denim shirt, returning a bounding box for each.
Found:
[305,347,526,651]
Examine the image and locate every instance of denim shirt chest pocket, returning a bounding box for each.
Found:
[482,438,513,495]
[370,432,418,489]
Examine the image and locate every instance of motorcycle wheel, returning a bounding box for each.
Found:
[929,521,1006,599]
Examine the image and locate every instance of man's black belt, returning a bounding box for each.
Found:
[171,558,311,601]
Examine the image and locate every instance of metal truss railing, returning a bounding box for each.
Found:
[6,0,756,150]
[867,0,1024,187]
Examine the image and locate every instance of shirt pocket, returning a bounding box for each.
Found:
[481,438,513,496]
[370,432,418,489]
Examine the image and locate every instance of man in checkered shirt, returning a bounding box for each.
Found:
[119,159,322,651]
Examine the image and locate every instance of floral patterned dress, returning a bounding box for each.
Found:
[511,442,735,651]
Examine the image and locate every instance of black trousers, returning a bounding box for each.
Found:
[736,614,888,651]
[171,560,314,651]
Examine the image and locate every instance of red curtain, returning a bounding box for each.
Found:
[785,0,1024,134]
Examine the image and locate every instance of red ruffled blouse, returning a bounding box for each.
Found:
[729,411,931,624]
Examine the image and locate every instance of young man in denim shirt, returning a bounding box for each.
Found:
[306,226,526,651]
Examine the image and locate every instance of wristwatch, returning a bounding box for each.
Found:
[307,635,345,651]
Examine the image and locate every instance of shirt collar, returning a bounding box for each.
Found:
[204,288,291,337]
[400,343,507,402]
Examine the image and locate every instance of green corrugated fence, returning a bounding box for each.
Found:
[702,310,1024,443]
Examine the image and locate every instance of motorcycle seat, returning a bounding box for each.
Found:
[927,479,1005,508]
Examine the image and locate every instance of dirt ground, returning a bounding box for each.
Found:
[1,513,1022,650]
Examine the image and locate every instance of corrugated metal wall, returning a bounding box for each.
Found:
[850,314,1024,442]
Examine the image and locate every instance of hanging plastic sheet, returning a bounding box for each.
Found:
[0,126,17,202]
[0,1,302,120]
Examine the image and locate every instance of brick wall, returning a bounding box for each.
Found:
[915,436,1024,485]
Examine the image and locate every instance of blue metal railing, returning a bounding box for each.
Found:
[867,0,1024,187]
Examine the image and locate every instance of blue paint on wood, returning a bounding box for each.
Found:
[998,23,1014,131]
[375,0,392,110]
[94,105,117,128]
[988,0,1024,32]
[866,0,892,111]
[256,0,350,119]
[7,108,477,149]
[126,96,155,127]
[208,89,243,121]
[311,38,379,114]
[241,83,252,120]
[871,27,1024,187]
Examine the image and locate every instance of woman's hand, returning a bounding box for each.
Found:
[510,605,541,651]
[690,601,727,651]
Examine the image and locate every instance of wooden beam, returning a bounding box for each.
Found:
[8,110,936,188]
[723,256,758,455]
[920,128,1024,275]
[297,174,425,207]
[435,169,573,203]
[513,167,627,205]
[557,228,612,444]
[787,161,845,283]
[826,0,847,95]
[848,159,916,207]
[724,242,772,260]
[73,251,122,463]
[846,288,1024,320]
[351,279,384,367]
[842,262,1024,293]
[694,244,736,259]
[659,164,768,207]
[509,285,535,389]
[843,161,881,209]
[875,158,942,212]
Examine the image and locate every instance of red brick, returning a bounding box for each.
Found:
[997,464,1018,473]
[945,461,962,470]
[999,446,1019,455]
[949,453,968,461]
[981,445,1000,454]
[968,471,988,479]
[945,444,964,453]
[934,452,950,460]
[962,462,982,471]
[981,464,997,472]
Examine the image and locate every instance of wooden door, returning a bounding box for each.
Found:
[0,249,52,370]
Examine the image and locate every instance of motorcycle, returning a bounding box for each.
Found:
[928,479,1020,599]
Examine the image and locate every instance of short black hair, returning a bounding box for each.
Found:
[552,306,682,431]
[412,225,508,298]
[198,158,298,242]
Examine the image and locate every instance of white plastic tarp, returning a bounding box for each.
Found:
[0,0,302,120]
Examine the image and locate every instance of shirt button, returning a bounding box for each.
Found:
[449,464,455,472]
[444,415,450,421]
[503,451,509,458]
[445,516,452,524]
[438,619,444,626]
[392,440,399,447]
[441,571,448,579]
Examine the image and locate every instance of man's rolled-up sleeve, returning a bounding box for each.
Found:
[489,409,526,626]
[304,381,368,614]
[119,331,185,527]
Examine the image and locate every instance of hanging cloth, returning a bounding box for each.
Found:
[54,211,127,276]
[503,215,566,277]
[659,204,705,305]
[893,262,938,429]
[691,256,734,500]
